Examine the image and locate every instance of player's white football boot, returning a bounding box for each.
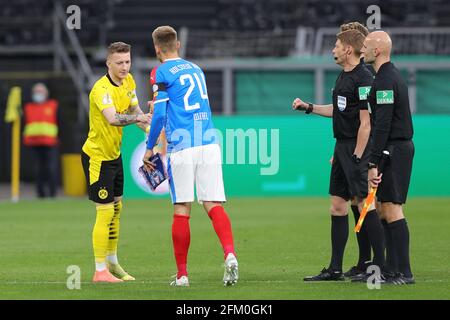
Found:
[223,253,239,286]
[170,275,189,287]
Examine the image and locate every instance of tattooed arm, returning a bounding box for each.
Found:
[102,106,150,127]
[127,104,151,132]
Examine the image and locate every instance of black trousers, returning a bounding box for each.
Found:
[31,146,58,198]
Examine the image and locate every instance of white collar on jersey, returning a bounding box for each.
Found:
[164,58,182,62]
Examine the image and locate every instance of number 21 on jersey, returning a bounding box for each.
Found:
[180,72,208,111]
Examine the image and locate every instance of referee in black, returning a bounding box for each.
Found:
[338,22,377,279]
[361,31,415,285]
[293,25,385,281]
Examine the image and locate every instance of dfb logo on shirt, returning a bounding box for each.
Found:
[102,93,112,106]
[337,95,347,111]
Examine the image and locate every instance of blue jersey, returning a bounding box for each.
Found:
[147,58,217,153]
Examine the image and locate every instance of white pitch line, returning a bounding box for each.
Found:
[1,279,449,285]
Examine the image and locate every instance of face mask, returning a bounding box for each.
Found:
[32,93,46,104]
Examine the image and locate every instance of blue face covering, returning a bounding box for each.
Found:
[32,93,46,104]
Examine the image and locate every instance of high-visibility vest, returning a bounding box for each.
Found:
[23,99,59,146]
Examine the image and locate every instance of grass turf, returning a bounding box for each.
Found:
[0,197,449,300]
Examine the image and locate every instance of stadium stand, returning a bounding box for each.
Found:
[0,0,113,48]
[1,0,450,185]
[105,0,217,56]
[2,0,450,57]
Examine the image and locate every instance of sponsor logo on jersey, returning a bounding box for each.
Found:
[358,86,371,100]
[376,90,394,104]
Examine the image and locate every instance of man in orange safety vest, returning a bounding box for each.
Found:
[23,83,59,198]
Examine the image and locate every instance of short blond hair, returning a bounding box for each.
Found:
[336,29,366,54]
[152,26,178,52]
[107,42,131,57]
[340,22,369,36]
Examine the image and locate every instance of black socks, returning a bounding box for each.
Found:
[381,219,398,273]
[388,219,413,277]
[364,209,385,268]
[351,205,371,268]
[329,215,349,272]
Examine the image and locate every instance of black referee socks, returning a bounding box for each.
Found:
[381,219,398,274]
[329,215,349,272]
[388,219,413,278]
[351,205,372,268]
[364,210,385,269]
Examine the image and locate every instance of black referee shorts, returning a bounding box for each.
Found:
[81,151,124,204]
[329,139,370,200]
[377,140,414,204]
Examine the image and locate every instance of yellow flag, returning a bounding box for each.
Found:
[5,87,22,123]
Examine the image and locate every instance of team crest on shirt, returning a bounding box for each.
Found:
[337,95,347,111]
[98,188,108,200]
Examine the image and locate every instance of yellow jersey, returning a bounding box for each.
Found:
[82,73,139,161]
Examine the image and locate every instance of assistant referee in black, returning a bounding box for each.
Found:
[293,26,385,281]
[361,31,415,285]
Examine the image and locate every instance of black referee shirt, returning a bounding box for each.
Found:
[332,62,374,140]
[368,61,414,164]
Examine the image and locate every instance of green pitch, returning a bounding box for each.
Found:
[0,197,449,300]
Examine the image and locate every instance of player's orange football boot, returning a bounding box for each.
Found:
[92,269,123,283]
[107,262,136,281]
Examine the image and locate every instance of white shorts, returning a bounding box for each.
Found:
[167,144,226,204]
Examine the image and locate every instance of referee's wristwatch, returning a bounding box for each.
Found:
[305,102,314,114]
[368,162,377,169]
[352,154,361,164]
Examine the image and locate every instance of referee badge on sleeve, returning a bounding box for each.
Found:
[337,95,347,111]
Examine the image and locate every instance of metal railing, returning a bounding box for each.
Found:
[185,29,299,58]
[313,27,450,55]
[134,56,450,115]
[3,19,450,117]
[180,27,450,58]
[53,1,95,122]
